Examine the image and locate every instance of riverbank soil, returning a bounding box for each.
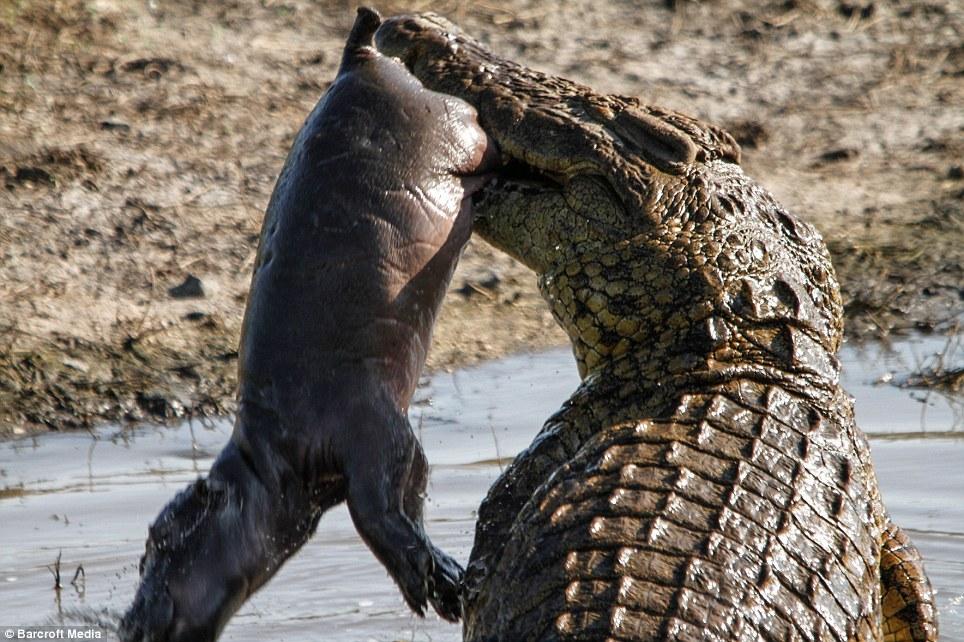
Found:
[1,0,961,436]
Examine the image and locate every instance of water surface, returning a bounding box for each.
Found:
[1,336,960,640]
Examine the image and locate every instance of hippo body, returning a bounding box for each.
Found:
[120,9,491,641]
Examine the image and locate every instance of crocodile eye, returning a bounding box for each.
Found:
[611,107,698,169]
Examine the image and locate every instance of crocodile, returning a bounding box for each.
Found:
[374,13,939,642]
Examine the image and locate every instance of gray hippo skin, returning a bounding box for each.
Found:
[119,8,493,641]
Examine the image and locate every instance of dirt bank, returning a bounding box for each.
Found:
[1,0,961,437]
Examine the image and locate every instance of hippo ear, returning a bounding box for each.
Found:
[339,7,382,71]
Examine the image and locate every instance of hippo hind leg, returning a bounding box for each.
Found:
[344,410,463,622]
[404,438,463,621]
[120,425,346,642]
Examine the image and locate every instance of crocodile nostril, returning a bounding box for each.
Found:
[773,279,800,315]
[716,195,738,216]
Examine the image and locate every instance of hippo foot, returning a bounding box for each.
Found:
[361,518,464,622]
[394,544,435,618]
[427,544,463,622]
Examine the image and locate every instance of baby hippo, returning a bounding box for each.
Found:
[119,8,493,641]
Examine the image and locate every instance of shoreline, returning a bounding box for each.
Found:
[2,0,961,438]
[1,305,959,440]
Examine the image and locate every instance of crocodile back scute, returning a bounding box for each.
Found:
[464,381,883,642]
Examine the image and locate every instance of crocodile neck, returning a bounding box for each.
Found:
[535,160,845,424]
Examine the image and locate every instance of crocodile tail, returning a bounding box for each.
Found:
[880,521,940,642]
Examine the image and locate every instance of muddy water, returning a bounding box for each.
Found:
[0,336,961,641]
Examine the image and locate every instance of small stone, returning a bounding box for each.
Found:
[818,148,859,163]
[61,357,89,373]
[456,272,501,298]
[13,166,54,186]
[100,120,131,132]
[169,274,205,299]
[479,273,502,290]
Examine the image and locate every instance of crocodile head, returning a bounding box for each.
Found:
[375,13,843,389]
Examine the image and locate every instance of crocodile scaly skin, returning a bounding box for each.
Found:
[376,13,938,641]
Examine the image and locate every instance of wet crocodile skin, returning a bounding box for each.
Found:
[375,13,938,642]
